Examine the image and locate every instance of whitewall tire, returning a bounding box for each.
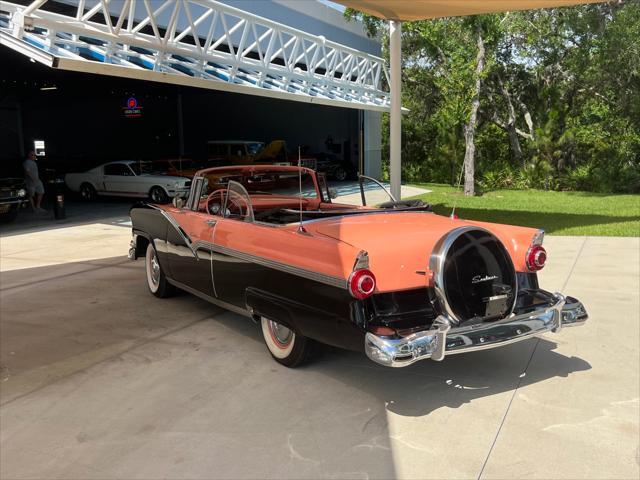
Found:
[145,243,174,298]
[260,317,311,367]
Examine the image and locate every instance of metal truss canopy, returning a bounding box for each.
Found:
[0,0,391,111]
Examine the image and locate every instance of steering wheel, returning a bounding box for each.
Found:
[205,189,228,216]
[205,189,244,216]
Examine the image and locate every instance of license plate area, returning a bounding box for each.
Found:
[484,294,509,318]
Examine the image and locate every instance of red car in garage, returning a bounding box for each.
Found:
[129,165,587,368]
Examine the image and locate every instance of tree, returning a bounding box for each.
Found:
[463,22,486,195]
[346,1,640,194]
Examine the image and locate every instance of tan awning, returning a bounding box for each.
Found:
[335,0,605,21]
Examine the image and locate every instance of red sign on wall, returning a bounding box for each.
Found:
[123,97,143,118]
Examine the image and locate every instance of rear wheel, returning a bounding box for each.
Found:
[333,167,348,181]
[79,183,96,201]
[145,243,174,298]
[149,186,169,204]
[261,317,312,367]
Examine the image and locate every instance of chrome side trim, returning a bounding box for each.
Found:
[365,292,585,368]
[353,250,370,270]
[532,229,545,246]
[144,206,348,290]
[193,240,348,290]
[166,278,251,318]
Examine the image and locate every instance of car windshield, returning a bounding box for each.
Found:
[204,170,318,199]
[129,161,164,175]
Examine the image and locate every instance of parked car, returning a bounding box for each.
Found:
[128,165,587,368]
[207,140,316,167]
[0,178,28,223]
[65,161,191,203]
[314,152,357,181]
[152,158,205,178]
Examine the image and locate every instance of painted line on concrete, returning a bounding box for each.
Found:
[561,236,589,291]
[476,236,589,479]
[476,340,539,480]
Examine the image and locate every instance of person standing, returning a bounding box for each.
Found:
[23,150,46,214]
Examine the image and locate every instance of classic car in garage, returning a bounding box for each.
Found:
[0,177,28,223]
[65,161,191,203]
[206,139,317,168]
[128,165,588,367]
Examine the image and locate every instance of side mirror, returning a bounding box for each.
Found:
[329,188,338,199]
[172,197,184,208]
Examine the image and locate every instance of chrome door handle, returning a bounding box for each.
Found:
[204,219,217,226]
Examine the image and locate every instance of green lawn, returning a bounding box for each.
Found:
[409,184,640,236]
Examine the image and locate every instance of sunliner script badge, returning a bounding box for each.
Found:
[472,274,498,284]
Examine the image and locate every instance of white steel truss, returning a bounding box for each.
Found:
[0,0,390,111]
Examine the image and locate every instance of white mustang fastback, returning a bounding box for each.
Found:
[65,161,191,203]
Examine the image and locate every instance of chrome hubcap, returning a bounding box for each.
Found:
[268,320,293,347]
[149,252,160,285]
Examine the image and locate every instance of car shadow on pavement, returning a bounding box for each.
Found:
[1,256,591,419]
[317,340,591,417]
[207,310,592,418]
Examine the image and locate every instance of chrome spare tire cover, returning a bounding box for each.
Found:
[429,227,517,325]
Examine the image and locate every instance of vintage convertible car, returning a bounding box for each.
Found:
[128,165,588,367]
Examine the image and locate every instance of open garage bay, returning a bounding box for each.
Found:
[0,218,639,479]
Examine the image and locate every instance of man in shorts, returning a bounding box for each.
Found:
[23,150,46,213]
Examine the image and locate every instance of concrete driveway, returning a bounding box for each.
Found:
[0,215,638,479]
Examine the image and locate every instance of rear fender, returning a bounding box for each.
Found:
[130,233,150,260]
[130,204,170,271]
[245,287,365,352]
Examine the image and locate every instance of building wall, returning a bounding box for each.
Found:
[364,111,382,179]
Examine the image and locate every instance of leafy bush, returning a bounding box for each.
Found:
[363,2,640,196]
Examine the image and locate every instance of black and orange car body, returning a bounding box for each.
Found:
[129,166,588,367]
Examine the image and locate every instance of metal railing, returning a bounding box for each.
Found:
[0,0,391,110]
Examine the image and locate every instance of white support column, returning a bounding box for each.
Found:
[389,20,401,200]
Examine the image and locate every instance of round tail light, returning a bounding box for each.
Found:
[526,245,547,271]
[348,269,376,299]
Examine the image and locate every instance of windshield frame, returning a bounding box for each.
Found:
[358,175,396,206]
[195,166,321,201]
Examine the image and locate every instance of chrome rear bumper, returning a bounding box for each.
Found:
[365,293,588,367]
